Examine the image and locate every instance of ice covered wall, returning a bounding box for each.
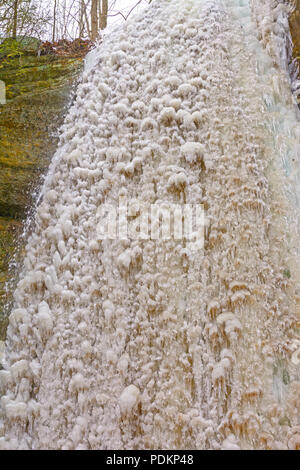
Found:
[251,0,300,107]
[0,0,299,450]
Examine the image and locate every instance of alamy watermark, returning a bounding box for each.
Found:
[96,196,205,253]
[0,81,6,105]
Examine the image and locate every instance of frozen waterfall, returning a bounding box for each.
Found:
[0,0,299,450]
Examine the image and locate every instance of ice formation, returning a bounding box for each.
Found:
[0,0,300,450]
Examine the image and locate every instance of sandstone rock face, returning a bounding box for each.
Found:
[289,0,300,94]
[0,52,82,339]
[290,0,300,59]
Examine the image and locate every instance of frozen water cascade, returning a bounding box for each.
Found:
[0,0,300,450]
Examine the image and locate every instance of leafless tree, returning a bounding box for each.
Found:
[52,0,57,41]
[99,0,108,30]
[12,0,19,38]
[0,0,153,43]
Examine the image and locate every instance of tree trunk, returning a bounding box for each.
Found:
[99,0,108,31]
[79,0,85,39]
[80,0,91,39]
[62,0,67,39]
[12,0,18,39]
[91,0,98,41]
[52,0,57,43]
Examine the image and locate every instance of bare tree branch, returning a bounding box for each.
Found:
[108,0,150,22]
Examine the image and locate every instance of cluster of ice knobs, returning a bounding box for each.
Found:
[0,0,300,450]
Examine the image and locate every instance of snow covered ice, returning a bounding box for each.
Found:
[0,0,300,450]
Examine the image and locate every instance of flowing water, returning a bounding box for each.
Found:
[0,0,299,450]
